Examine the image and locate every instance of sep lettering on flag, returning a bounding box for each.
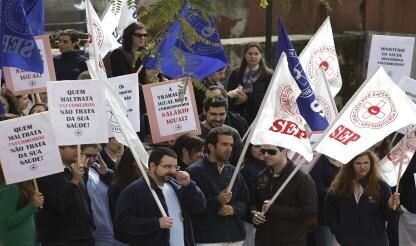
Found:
[275,18,329,131]
[0,0,43,73]
[380,126,416,187]
[250,53,313,161]
[299,17,342,97]
[315,66,416,164]
[143,4,228,80]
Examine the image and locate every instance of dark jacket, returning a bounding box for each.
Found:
[36,168,95,244]
[309,156,340,225]
[53,51,87,80]
[324,179,395,246]
[114,177,206,246]
[252,161,317,246]
[227,68,272,124]
[399,154,416,213]
[99,148,117,171]
[186,157,249,243]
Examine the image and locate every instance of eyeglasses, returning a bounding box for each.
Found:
[133,33,148,38]
[159,164,180,171]
[260,148,279,155]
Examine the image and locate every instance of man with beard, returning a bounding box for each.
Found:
[186,127,249,246]
[114,147,206,246]
[200,96,242,165]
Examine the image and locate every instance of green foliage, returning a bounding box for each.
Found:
[109,0,136,15]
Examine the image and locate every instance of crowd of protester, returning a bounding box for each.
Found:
[1,21,415,246]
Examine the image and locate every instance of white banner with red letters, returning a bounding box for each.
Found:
[0,112,63,184]
[250,53,313,161]
[315,66,416,164]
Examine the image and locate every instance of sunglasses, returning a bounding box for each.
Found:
[133,33,148,38]
[260,148,279,155]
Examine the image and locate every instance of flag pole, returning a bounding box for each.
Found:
[227,54,283,192]
[393,137,406,210]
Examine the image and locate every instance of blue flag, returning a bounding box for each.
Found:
[23,0,44,35]
[0,101,5,116]
[0,0,44,73]
[276,18,328,131]
[143,4,227,80]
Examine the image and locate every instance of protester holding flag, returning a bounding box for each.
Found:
[186,127,249,245]
[114,147,206,245]
[250,145,317,246]
[53,29,88,80]
[227,42,273,124]
[0,164,44,246]
[324,150,400,246]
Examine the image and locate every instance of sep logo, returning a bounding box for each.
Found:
[306,45,341,88]
[350,91,397,129]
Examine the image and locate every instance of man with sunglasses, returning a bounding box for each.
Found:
[250,145,317,246]
[115,147,206,245]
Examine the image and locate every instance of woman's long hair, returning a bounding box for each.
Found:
[113,148,142,188]
[329,150,382,199]
[235,42,273,84]
[1,164,33,208]
[122,22,146,52]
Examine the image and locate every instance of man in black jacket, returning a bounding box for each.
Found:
[187,127,249,245]
[36,145,95,245]
[115,147,206,246]
[251,145,317,246]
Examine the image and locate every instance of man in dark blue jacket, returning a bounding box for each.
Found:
[186,127,249,245]
[115,147,206,246]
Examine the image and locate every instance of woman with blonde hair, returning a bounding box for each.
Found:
[324,150,400,246]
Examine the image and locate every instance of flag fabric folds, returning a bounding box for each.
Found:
[380,126,416,187]
[143,4,228,80]
[23,0,44,35]
[250,53,313,161]
[0,0,43,73]
[101,0,136,49]
[299,17,342,97]
[315,66,416,164]
[276,18,329,131]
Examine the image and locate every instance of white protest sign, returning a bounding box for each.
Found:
[367,35,415,83]
[107,74,140,138]
[4,35,56,95]
[143,79,201,143]
[0,112,63,184]
[397,77,416,104]
[47,79,108,145]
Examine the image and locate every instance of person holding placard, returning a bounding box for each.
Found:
[250,145,317,246]
[36,145,95,245]
[114,147,206,245]
[324,150,401,246]
[0,164,44,246]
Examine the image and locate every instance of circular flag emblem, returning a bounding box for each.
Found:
[306,46,341,88]
[350,91,398,129]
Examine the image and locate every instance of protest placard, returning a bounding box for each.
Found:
[47,79,108,145]
[143,79,200,143]
[4,35,56,95]
[367,35,415,83]
[107,74,140,139]
[0,112,63,184]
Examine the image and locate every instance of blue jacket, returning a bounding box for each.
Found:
[325,179,396,246]
[53,51,87,80]
[186,157,249,243]
[114,177,206,246]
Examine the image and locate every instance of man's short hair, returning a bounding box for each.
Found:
[204,127,233,154]
[203,95,228,112]
[59,29,80,43]
[148,147,178,166]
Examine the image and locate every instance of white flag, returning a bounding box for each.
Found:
[380,126,416,186]
[85,0,111,79]
[101,0,136,50]
[250,53,313,161]
[315,67,338,124]
[299,17,342,97]
[315,66,416,164]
